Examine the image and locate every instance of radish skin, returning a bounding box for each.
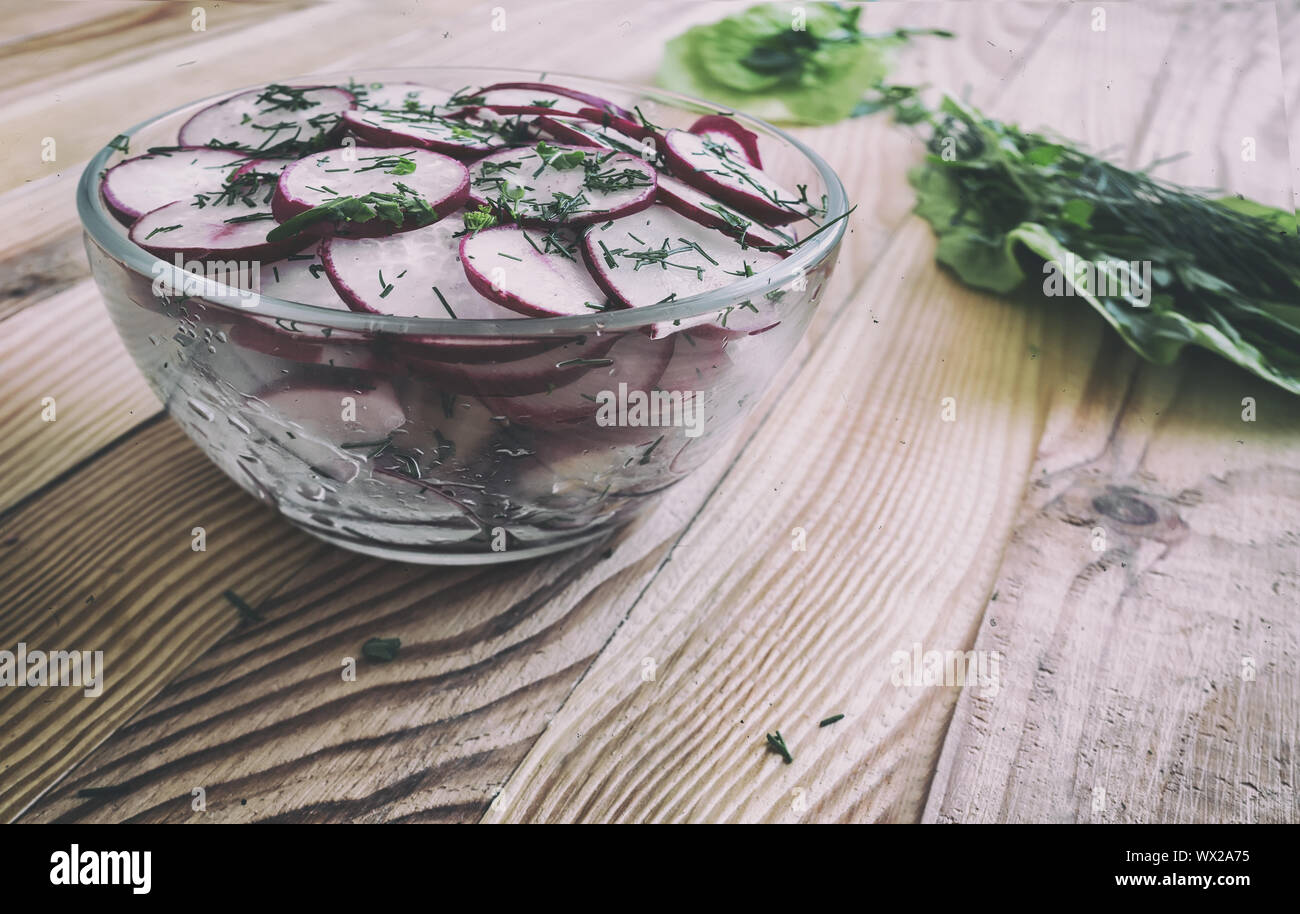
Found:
[130,199,307,262]
[476,82,633,120]
[178,85,355,153]
[688,115,763,168]
[582,206,786,339]
[481,331,675,426]
[460,225,609,317]
[101,147,246,224]
[273,147,469,234]
[662,129,811,226]
[343,82,505,157]
[655,172,794,249]
[397,332,618,397]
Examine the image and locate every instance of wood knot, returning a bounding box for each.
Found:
[1091,488,1158,526]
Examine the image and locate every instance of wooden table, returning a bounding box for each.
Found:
[1,0,1296,824]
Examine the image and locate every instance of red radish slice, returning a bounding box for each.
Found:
[273,147,469,234]
[574,107,654,139]
[323,217,522,320]
[655,172,794,249]
[582,205,784,338]
[534,115,653,159]
[100,147,246,224]
[227,247,382,372]
[466,144,655,226]
[322,217,553,363]
[343,82,504,157]
[398,332,617,397]
[688,115,763,168]
[348,112,503,158]
[481,331,674,426]
[662,129,813,226]
[250,380,406,483]
[476,82,633,120]
[178,84,355,154]
[460,225,608,317]
[258,247,347,308]
[130,199,304,261]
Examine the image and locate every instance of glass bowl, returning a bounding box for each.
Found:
[77,67,848,564]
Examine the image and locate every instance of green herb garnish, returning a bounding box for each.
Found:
[765,730,793,764]
[361,636,401,662]
[903,95,1300,395]
[222,588,263,623]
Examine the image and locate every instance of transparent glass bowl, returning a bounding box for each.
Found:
[77,67,847,563]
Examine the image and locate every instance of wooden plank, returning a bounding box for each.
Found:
[0,420,324,821]
[484,0,1292,824]
[0,281,160,513]
[2,0,878,821]
[925,0,1300,823]
[924,353,1300,823]
[0,0,312,94]
[0,168,91,324]
[19,458,729,823]
[483,217,1076,823]
[5,0,956,824]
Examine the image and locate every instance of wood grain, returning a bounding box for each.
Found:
[1,1,1294,825]
[924,0,1300,823]
[0,419,323,820]
[3,0,897,822]
[0,281,159,514]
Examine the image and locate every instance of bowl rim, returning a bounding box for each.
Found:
[77,66,849,338]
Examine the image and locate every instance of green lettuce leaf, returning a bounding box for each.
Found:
[658,2,900,126]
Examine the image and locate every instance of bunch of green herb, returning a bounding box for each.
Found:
[658,2,950,125]
[903,95,1300,394]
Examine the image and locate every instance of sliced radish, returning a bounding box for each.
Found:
[482,331,674,426]
[662,129,813,226]
[460,225,608,317]
[323,217,557,363]
[398,332,618,397]
[178,84,355,154]
[227,251,380,372]
[476,82,632,120]
[573,107,655,141]
[534,115,649,157]
[655,172,794,249]
[130,199,303,261]
[343,82,504,157]
[466,143,655,226]
[323,217,522,320]
[258,247,347,308]
[100,147,247,224]
[583,206,785,338]
[688,115,763,168]
[273,147,469,235]
[249,379,406,483]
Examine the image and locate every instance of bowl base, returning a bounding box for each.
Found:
[295,521,619,565]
